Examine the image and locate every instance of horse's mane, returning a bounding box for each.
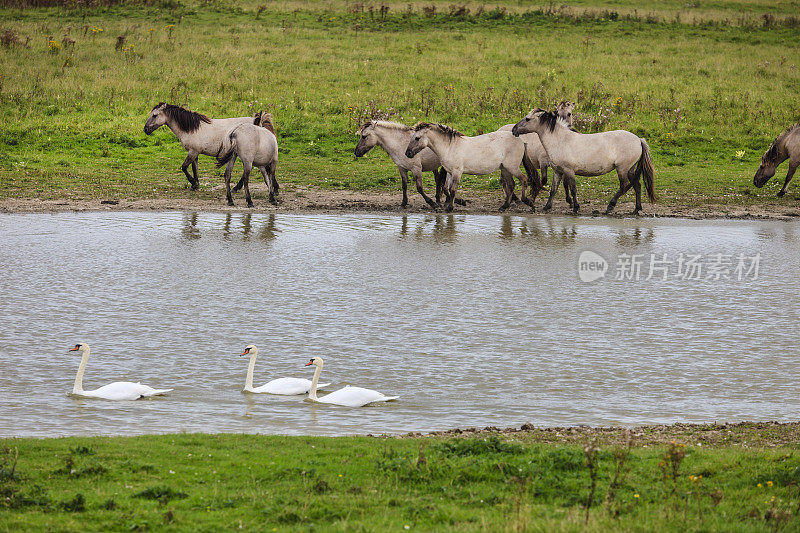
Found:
[764,123,800,163]
[534,108,571,133]
[412,122,463,139]
[364,120,411,132]
[152,102,211,133]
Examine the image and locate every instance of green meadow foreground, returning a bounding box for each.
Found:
[0,0,799,216]
[2,424,800,531]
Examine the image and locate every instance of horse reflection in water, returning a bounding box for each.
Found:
[615,226,655,247]
[181,212,279,242]
[498,216,578,243]
[398,214,458,244]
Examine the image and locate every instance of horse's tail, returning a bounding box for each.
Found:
[216,129,238,168]
[638,138,656,202]
[521,148,540,189]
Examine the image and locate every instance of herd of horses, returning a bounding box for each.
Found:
[143,102,800,214]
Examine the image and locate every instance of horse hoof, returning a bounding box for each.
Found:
[542,205,552,213]
[445,205,454,213]
[777,190,786,197]
[455,198,467,206]
[191,185,200,191]
[228,202,235,207]
[499,205,508,212]
[247,203,254,208]
[401,202,408,209]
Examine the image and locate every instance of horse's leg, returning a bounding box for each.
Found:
[606,170,632,214]
[510,165,534,210]
[268,160,279,202]
[498,169,513,211]
[259,166,277,205]
[630,173,643,215]
[564,174,573,207]
[777,162,798,197]
[224,159,235,206]
[434,168,444,206]
[542,169,563,212]
[181,152,200,190]
[399,167,409,208]
[562,169,579,213]
[445,171,461,212]
[191,159,201,190]
[241,160,254,208]
[413,169,438,210]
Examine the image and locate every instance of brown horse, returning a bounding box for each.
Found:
[753,124,800,196]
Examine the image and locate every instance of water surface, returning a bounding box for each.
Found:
[1,211,798,437]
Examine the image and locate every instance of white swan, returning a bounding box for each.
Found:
[305,357,398,407]
[241,345,329,395]
[69,343,172,400]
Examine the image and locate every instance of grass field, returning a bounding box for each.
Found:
[2,425,800,531]
[0,0,798,211]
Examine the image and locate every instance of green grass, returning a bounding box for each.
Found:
[2,431,800,531]
[0,0,798,209]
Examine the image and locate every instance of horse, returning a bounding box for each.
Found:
[354,120,467,209]
[753,123,800,196]
[405,123,532,212]
[143,102,260,190]
[216,113,278,207]
[499,100,576,208]
[512,108,655,215]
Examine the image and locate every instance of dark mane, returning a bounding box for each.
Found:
[535,108,559,133]
[412,122,463,139]
[765,123,800,163]
[153,102,211,133]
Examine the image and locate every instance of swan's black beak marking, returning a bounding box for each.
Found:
[69,345,80,352]
[305,359,314,366]
[241,348,250,356]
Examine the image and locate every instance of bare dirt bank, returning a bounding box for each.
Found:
[2,185,799,220]
[395,421,800,447]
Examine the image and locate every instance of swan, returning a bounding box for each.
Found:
[68,343,172,400]
[240,345,329,395]
[305,357,398,407]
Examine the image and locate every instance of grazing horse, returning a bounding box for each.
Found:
[354,120,465,209]
[143,102,258,190]
[512,108,655,214]
[499,100,576,207]
[216,113,278,207]
[753,124,800,196]
[405,123,531,212]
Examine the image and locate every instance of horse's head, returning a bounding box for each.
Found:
[512,108,548,136]
[354,121,379,157]
[143,102,168,135]
[405,123,432,158]
[557,101,575,125]
[754,141,784,188]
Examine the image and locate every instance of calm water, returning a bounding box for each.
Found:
[1,211,798,437]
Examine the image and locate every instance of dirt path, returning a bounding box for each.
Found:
[2,185,799,220]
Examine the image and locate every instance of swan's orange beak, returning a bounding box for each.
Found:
[305,360,314,366]
[241,348,250,356]
[69,345,80,352]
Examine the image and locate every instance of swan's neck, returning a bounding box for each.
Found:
[244,349,258,391]
[73,348,89,393]
[308,362,323,401]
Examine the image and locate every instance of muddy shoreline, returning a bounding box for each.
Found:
[1,186,799,220]
[393,421,800,447]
